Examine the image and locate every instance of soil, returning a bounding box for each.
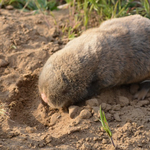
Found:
[0,8,150,150]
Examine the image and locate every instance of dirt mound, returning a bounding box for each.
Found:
[0,9,150,150]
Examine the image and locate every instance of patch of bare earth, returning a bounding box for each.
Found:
[0,8,150,150]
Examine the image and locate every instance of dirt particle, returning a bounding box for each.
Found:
[85,137,90,142]
[101,103,112,111]
[57,145,76,150]
[86,98,99,107]
[26,126,36,133]
[102,139,108,144]
[137,125,144,130]
[52,44,60,52]
[67,127,81,134]
[105,113,112,121]
[93,142,100,149]
[71,118,81,126]
[5,5,14,10]
[0,59,9,67]
[28,142,36,148]
[137,100,149,107]
[137,142,142,147]
[112,104,121,111]
[50,113,61,126]
[119,96,130,107]
[7,131,20,138]
[44,134,53,144]
[92,106,100,117]
[80,143,92,150]
[79,109,92,119]
[68,105,81,119]
[49,27,59,38]
[130,100,138,106]
[93,137,99,141]
[114,113,121,122]
[38,140,45,148]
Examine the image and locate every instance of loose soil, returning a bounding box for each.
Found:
[0,8,150,150]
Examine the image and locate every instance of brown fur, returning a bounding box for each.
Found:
[39,15,150,108]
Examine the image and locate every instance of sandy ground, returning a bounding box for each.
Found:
[0,8,150,150]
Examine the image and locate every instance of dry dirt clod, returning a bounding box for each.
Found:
[79,109,92,119]
[5,5,14,10]
[0,59,9,67]
[119,96,130,107]
[67,127,81,134]
[101,103,112,111]
[137,125,144,130]
[92,106,100,117]
[130,100,138,106]
[71,117,81,126]
[38,140,45,148]
[113,104,121,111]
[105,113,112,121]
[7,132,20,138]
[26,126,36,133]
[106,104,112,111]
[68,105,81,119]
[80,143,92,150]
[137,100,149,107]
[114,113,121,122]
[57,145,76,150]
[85,98,99,107]
[44,134,53,144]
[50,113,61,126]
[102,139,108,144]
[49,27,58,38]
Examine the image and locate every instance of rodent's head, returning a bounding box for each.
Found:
[38,46,93,109]
[38,60,74,109]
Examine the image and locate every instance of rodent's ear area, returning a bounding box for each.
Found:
[41,93,48,103]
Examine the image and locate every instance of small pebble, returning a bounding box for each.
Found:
[102,139,108,144]
[114,113,121,122]
[86,98,99,107]
[105,113,112,121]
[79,109,92,119]
[101,103,112,111]
[80,143,91,149]
[26,126,36,133]
[50,113,61,125]
[93,137,98,141]
[44,134,52,144]
[137,125,144,130]
[119,96,129,107]
[68,127,81,134]
[68,105,81,119]
[6,5,14,10]
[92,106,100,117]
[38,140,45,148]
[113,104,121,111]
[0,59,9,67]
[71,118,81,126]
[137,100,149,107]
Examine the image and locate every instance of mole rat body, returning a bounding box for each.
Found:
[39,15,150,108]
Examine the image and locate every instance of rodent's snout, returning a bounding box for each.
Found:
[41,93,48,103]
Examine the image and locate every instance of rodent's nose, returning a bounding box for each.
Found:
[41,93,48,103]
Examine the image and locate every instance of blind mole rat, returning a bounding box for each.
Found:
[39,15,150,108]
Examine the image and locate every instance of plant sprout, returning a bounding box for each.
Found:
[99,106,115,148]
